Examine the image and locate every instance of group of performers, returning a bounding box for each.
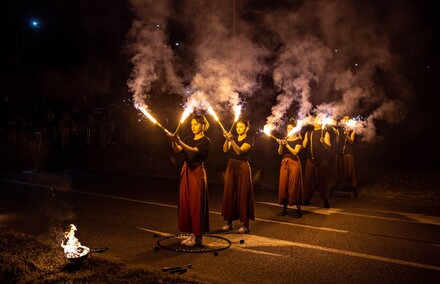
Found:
[167,114,356,247]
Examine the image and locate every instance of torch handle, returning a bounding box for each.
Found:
[270,134,279,141]
[174,122,181,135]
[218,121,227,134]
[156,122,171,134]
[228,121,236,133]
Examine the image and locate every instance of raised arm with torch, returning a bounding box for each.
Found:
[207,106,227,133]
[136,104,171,134]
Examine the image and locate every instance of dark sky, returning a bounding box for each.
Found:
[1,0,438,162]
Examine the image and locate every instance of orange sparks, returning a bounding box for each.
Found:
[136,104,170,134]
[207,106,227,133]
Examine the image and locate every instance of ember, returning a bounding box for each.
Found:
[61,224,90,262]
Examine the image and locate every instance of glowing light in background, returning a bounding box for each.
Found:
[29,19,40,29]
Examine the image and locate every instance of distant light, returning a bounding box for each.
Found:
[175,42,180,46]
[427,65,430,69]
[354,63,358,67]
[30,19,40,28]
[334,49,338,53]
[156,24,160,28]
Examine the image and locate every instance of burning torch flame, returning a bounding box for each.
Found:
[228,105,242,133]
[174,107,193,135]
[321,116,335,137]
[207,106,227,133]
[136,103,171,134]
[233,105,242,123]
[345,118,357,129]
[263,125,279,141]
[287,124,302,137]
[180,107,192,123]
[322,116,334,128]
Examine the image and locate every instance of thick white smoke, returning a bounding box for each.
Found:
[127,0,414,142]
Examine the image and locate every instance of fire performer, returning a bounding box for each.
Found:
[332,116,357,196]
[168,114,211,247]
[221,119,255,233]
[277,118,304,218]
[302,116,332,208]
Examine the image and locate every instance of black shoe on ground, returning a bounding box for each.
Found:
[324,200,331,208]
[294,210,303,218]
[353,187,358,198]
[303,199,310,206]
[278,209,288,216]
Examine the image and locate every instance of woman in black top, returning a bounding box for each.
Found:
[221,119,255,233]
[169,114,210,247]
[277,118,304,218]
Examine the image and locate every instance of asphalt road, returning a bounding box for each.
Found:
[1,170,440,283]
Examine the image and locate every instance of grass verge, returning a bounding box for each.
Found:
[0,229,200,283]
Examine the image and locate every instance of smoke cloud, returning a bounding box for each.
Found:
[127,0,416,142]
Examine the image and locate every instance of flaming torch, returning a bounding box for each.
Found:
[228,105,242,133]
[174,107,192,135]
[61,224,90,263]
[263,125,280,141]
[345,118,357,129]
[321,116,334,138]
[287,119,303,137]
[207,106,227,133]
[136,103,171,134]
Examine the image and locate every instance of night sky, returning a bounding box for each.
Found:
[1,0,438,165]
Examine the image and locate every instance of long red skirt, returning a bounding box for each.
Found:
[278,157,304,206]
[221,159,255,223]
[178,163,209,236]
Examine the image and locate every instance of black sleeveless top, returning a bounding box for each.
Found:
[305,130,329,163]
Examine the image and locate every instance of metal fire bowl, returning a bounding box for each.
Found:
[66,246,90,264]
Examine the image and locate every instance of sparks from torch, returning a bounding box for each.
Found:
[228,105,242,133]
[207,106,227,133]
[135,103,171,134]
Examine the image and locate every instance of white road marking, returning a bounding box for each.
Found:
[256,200,440,225]
[3,178,440,271]
[138,227,440,272]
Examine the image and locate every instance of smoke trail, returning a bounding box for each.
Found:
[125,0,416,142]
[126,0,183,107]
[181,0,269,120]
[262,0,413,141]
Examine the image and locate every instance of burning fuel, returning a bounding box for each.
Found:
[61,224,90,262]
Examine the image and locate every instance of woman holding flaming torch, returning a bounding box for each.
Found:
[168,114,211,247]
[221,119,255,234]
[277,118,304,218]
[302,116,332,208]
[332,116,357,196]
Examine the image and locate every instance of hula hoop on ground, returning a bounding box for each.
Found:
[157,233,232,253]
